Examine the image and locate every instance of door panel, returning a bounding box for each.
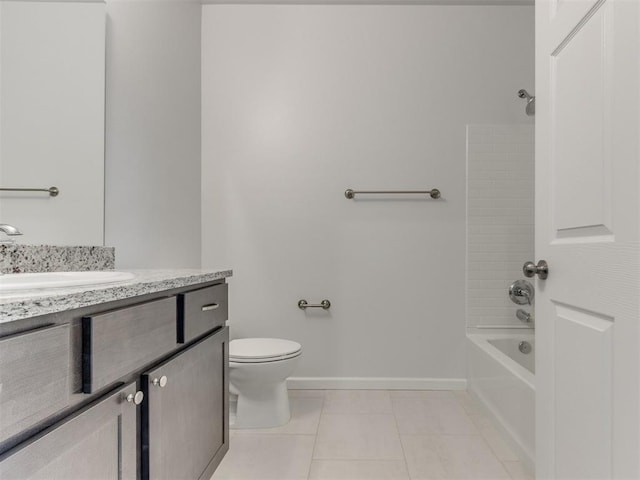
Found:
[142,327,229,480]
[549,0,603,46]
[551,5,611,237]
[554,303,613,479]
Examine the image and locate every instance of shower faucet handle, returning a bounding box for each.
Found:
[509,280,534,306]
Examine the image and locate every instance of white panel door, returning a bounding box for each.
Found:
[536,0,640,478]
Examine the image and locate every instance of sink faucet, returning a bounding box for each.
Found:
[0,223,22,244]
[0,224,22,236]
[0,224,22,276]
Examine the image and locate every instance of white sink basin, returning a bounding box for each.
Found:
[0,271,136,292]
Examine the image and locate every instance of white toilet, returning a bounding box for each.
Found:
[229,338,302,428]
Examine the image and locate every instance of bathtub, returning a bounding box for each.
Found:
[467,334,535,470]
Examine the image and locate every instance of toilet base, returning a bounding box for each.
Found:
[231,380,290,428]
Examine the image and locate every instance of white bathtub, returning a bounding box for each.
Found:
[467,334,535,471]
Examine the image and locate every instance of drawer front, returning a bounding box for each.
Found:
[83,296,177,393]
[178,283,228,343]
[0,324,70,445]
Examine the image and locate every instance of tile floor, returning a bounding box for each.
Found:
[211,390,534,480]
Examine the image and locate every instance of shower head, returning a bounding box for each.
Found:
[518,89,535,117]
[525,98,535,116]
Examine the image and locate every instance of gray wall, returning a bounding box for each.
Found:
[105,0,201,268]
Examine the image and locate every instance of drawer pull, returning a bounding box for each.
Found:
[152,376,168,388]
[201,304,220,312]
[125,391,144,405]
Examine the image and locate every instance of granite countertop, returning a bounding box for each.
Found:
[0,269,232,324]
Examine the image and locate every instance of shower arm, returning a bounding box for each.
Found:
[518,89,533,101]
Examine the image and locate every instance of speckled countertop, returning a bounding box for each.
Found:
[0,244,115,274]
[0,269,232,324]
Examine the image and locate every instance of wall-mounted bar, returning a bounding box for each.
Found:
[472,325,534,330]
[0,186,59,197]
[344,188,440,200]
[298,299,331,310]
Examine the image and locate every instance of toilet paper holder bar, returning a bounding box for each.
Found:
[298,299,331,310]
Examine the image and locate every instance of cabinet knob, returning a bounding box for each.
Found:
[152,375,168,388]
[125,391,144,405]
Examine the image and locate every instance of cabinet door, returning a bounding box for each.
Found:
[142,327,229,480]
[0,383,138,480]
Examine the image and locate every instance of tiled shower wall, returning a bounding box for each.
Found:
[466,125,534,329]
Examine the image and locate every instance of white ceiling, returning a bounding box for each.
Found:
[201,0,534,5]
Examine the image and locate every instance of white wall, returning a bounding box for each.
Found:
[105,0,201,268]
[466,125,535,330]
[202,5,534,386]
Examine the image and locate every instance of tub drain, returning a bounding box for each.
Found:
[518,341,532,354]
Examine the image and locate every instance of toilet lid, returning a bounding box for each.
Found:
[229,338,302,362]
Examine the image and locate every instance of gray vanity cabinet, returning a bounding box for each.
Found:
[0,383,138,480]
[0,278,230,480]
[142,326,229,480]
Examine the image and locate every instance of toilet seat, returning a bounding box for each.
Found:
[230,338,302,364]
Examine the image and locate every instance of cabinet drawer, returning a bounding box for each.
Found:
[178,283,228,343]
[82,297,177,393]
[0,324,70,445]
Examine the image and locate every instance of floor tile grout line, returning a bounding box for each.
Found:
[392,390,509,479]
[307,392,325,479]
[389,389,413,480]
[463,394,523,472]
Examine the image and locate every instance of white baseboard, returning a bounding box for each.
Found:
[287,377,467,390]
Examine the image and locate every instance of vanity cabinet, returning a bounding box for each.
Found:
[142,327,229,480]
[0,383,138,480]
[0,278,230,480]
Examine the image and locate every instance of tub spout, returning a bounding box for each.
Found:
[516,309,533,323]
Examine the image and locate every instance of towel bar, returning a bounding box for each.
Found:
[344,188,440,199]
[0,186,59,197]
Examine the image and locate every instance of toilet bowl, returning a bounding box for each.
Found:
[229,338,302,428]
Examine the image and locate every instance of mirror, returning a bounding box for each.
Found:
[0,1,105,246]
